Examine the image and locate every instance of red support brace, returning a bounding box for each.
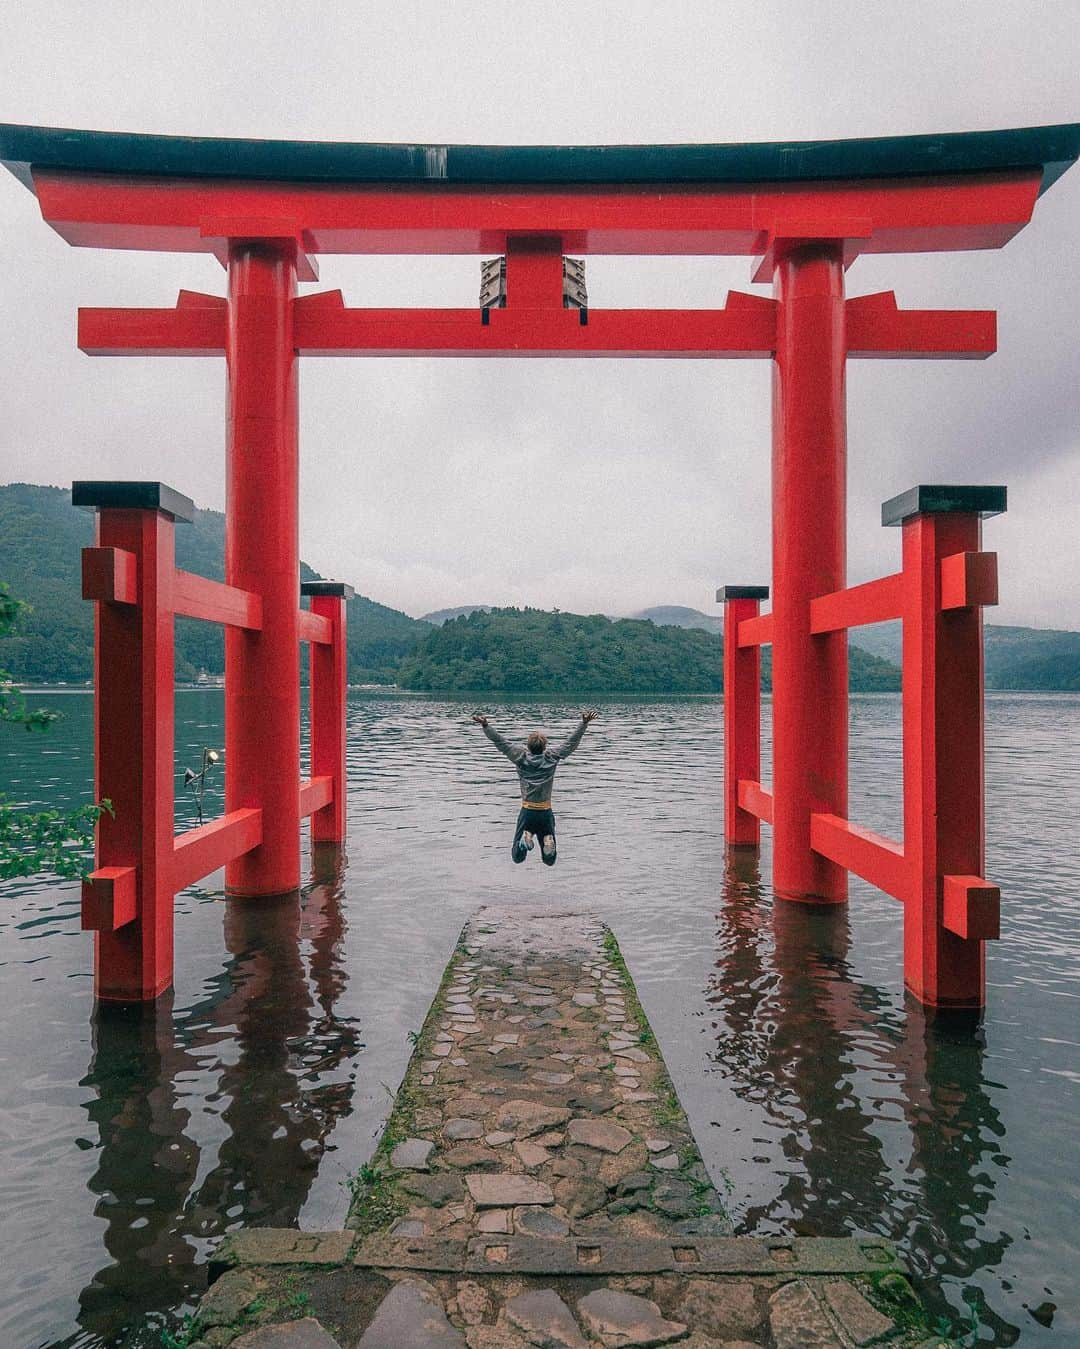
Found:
[720,586,768,847]
[302,581,352,844]
[74,480,274,1001]
[76,486,188,1001]
[894,485,1005,1008]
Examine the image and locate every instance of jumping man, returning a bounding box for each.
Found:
[472,709,597,865]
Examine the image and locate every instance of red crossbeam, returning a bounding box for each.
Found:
[174,569,262,629]
[809,573,904,634]
[297,609,332,644]
[737,613,774,647]
[737,779,774,824]
[845,291,995,359]
[36,167,1041,257]
[81,546,137,604]
[79,289,995,360]
[80,291,226,355]
[171,807,263,894]
[296,299,777,359]
[299,775,334,817]
[810,813,908,902]
[82,865,137,932]
[940,550,999,609]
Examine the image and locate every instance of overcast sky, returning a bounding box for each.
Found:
[0,2,1077,625]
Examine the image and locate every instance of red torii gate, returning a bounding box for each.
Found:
[2,122,1077,1009]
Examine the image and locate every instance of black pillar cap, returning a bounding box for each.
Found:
[72,480,194,523]
[716,585,770,602]
[881,484,1007,527]
[301,580,356,599]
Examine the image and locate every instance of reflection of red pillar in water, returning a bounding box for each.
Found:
[771,243,848,903]
[225,242,301,896]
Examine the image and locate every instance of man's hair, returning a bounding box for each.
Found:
[527,732,547,753]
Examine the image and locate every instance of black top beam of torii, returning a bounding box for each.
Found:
[1,120,1079,192]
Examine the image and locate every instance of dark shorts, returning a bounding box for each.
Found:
[512,807,556,866]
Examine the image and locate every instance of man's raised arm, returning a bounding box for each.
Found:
[472,712,523,762]
[551,708,597,760]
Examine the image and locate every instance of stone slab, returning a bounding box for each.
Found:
[769,1280,843,1349]
[466,1174,555,1208]
[358,1277,465,1347]
[504,1289,588,1348]
[577,1288,686,1347]
[221,1229,354,1268]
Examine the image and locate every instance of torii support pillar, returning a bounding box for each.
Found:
[769,241,849,903]
[224,241,302,896]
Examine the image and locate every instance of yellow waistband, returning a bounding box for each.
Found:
[521,801,552,811]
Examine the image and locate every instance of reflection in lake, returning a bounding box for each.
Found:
[708,849,1028,1344]
[0,690,1077,1346]
[58,849,360,1347]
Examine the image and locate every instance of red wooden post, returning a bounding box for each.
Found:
[224,240,301,896]
[302,581,353,843]
[769,241,849,903]
[719,585,769,847]
[74,481,193,1002]
[890,485,1005,1008]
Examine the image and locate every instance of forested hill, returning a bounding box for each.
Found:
[396,606,903,694]
[0,483,430,683]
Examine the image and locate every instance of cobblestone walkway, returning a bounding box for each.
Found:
[190,909,951,1348]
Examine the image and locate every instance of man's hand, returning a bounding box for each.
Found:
[581,708,598,724]
[472,712,489,727]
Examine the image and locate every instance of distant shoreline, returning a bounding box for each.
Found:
[15,685,1080,700]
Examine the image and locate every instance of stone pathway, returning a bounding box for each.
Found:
[187,909,953,1348]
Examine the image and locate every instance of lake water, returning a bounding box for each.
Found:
[0,690,1077,1347]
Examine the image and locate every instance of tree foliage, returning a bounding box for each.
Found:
[398,606,903,694]
[0,579,106,880]
[399,606,727,694]
[0,484,431,685]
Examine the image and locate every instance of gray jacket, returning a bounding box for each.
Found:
[482,720,588,806]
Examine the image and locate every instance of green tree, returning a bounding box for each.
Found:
[0,581,108,880]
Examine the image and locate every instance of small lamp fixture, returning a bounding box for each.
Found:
[183,747,220,825]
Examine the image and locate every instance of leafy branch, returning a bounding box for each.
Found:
[0,797,112,881]
[0,582,60,731]
[0,580,109,879]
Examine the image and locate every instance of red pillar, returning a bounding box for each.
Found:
[75,481,193,1001]
[894,485,1005,1008]
[719,585,769,847]
[225,241,301,896]
[770,243,848,902]
[302,581,352,843]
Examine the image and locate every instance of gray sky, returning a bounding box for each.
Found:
[1,1,1077,625]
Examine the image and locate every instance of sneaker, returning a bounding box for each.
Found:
[542,835,556,859]
[522,831,535,851]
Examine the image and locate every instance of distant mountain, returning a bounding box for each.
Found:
[397,604,903,694]
[829,617,1080,691]
[420,605,491,625]
[632,605,723,634]
[399,606,725,694]
[0,484,429,684]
